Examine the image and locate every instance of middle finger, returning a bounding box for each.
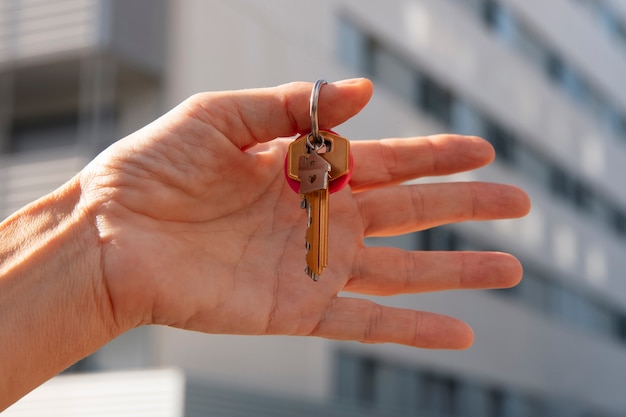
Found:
[355,181,530,237]
[348,134,495,192]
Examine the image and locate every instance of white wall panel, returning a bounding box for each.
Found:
[4,369,185,417]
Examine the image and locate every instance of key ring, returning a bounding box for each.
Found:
[283,79,353,195]
[309,79,327,148]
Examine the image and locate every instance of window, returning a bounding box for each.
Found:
[517,144,551,185]
[9,113,78,153]
[598,102,626,139]
[336,351,616,417]
[484,1,523,51]
[459,0,626,148]
[452,99,487,136]
[550,165,576,201]
[358,357,377,404]
[484,120,517,163]
[370,43,421,105]
[573,0,626,53]
[609,208,626,236]
[419,373,458,416]
[616,315,626,343]
[419,227,461,251]
[515,22,551,71]
[487,388,506,417]
[337,16,371,75]
[338,14,626,242]
[420,76,454,126]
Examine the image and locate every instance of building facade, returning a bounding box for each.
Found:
[4,0,626,416]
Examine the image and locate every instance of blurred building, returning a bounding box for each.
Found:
[4,0,626,416]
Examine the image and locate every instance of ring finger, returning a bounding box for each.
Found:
[345,246,523,296]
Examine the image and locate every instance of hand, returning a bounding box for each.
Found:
[80,78,530,349]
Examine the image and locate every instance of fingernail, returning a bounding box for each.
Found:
[332,78,367,86]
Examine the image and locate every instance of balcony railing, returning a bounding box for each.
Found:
[0,0,100,65]
[0,0,165,73]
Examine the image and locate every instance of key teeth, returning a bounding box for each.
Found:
[305,266,320,281]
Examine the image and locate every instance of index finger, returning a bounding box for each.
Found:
[349,134,495,192]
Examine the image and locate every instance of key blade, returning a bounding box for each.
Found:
[304,189,329,280]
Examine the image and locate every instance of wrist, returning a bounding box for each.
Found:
[0,175,121,409]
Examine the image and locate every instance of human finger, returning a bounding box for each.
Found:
[346,248,522,295]
[349,134,495,192]
[356,182,530,237]
[310,297,474,349]
[184,78,373,149]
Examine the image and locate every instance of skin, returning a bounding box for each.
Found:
[0,78,530,410]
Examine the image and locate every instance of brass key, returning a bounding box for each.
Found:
[298,150,331,280]
[289,132,351,280]
[285,80,352,281]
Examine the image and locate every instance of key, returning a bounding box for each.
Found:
[289,132,351,280]
[298,151,331,280]
[284,80,354,281]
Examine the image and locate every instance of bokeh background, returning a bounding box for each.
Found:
[4,0,626,416]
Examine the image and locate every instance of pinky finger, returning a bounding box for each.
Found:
[310,297,474,350]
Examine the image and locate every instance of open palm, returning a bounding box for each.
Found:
[80,79,530,349]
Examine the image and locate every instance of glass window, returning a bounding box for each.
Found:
[574,182,594,212]
[619,115,626,141]
[420,76,453,126]
[451,0,486,19]
[336,351,625,416]
[547,53,565,83]
[337,13,626,247]
[370,44,421,105]
[452,99,487,136]
[419,373,458,416]
[550,165,576,200]
[484,120,517,163]
[515,272,551,314]
[517,144,551,185]
[335,351,362,402]
[615,315,626,342]
[599,5,622,37]
[483,0,499,28]
[421,227,460,251]
[487,388,506,417]
[393,369,420,413]
[337,16,371,75]
[10,114,78,153]
[609,207,626,236]
[515,22,550,70]
[457,382,491,417]
[551,60,596,111]
[483,1,518,45]
[554,286,585,327]
[598,102,625,138]
[374,363,404,410]
[358,357,377,404]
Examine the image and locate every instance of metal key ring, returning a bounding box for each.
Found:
[309,79,327,148]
